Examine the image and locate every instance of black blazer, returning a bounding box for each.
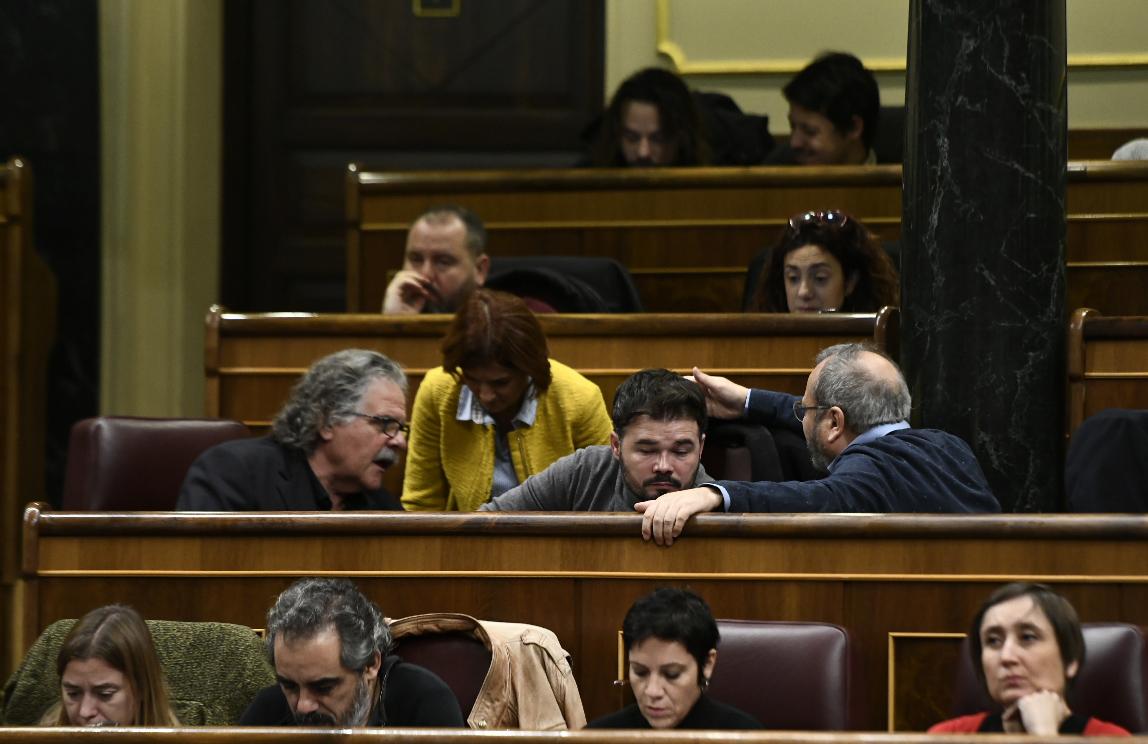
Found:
[176,436,400,511]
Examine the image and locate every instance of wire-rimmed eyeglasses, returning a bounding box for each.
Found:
[792,400,833,422]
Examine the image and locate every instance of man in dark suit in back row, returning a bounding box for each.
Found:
[176,349,408,511]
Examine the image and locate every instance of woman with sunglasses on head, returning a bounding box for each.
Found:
[587,588,760,730]
[402,289,612,511]
[929,583,1129,736]
[746,210,899,313]
[41,605,179,727]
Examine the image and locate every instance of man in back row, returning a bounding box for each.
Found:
[382,205,489,315]
[772,51,880,166]
[480,368,713,511]
[638,343,999,544]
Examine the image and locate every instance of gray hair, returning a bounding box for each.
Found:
[812,343,911,433]
[271,349,407,453]
[265,578,392,672]
[415,204,487,258]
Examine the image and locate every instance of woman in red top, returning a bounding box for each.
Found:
[930,582,1129,736]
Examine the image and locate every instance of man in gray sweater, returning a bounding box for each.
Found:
[480,368,712,511]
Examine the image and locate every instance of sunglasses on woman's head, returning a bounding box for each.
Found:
[788,210,850,233]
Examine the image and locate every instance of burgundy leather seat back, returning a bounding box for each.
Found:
[391,632,492,717]
[952,623,1148,732]
[61,416,250,510]
[709,619,859,730]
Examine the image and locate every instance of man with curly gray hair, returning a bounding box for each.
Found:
[638,343,999,545]
[240,578,464,727]
[177,349,408,511]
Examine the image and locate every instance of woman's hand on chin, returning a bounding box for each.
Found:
[1004,690,1071,735]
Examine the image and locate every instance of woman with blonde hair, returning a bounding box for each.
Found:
[42,605,178,726]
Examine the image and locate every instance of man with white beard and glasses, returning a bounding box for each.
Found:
[240,578,464,727]
[177,349,408,511]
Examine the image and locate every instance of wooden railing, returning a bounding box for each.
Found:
[21,505,1148,731]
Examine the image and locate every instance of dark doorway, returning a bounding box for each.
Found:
[222,0,605,312]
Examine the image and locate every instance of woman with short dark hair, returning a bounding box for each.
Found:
[929,583,1129,736]
[402,289,612,511]
[587,588,760,730]
[42,605,178,727]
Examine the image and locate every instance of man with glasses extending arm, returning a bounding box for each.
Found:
[637,343,999,545]
[177,349,409,511]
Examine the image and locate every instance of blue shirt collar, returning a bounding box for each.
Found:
[827,421,910,472]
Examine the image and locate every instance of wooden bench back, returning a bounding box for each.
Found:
[204,307,898,493]
[347,161,1148,315]
[1067,308,1148,438]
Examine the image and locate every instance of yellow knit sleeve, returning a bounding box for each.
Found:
[401,368,449,511]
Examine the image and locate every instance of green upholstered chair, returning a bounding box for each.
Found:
[1,618,274,725]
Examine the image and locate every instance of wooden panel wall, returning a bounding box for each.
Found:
[21,508,1148,731]
[223,1,604,312]
[0,158,56,677]
[347,161,1148,315]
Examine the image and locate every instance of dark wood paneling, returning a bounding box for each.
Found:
[0,158,56,677]
[1068,128,1148,160]
[224,0,604,311]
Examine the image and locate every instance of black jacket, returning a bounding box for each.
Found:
[176,436,400,511]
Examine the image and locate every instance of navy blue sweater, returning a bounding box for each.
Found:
[721,390,999,513]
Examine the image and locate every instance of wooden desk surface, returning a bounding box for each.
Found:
[0,729,1120,742]
[21,506,1148,731]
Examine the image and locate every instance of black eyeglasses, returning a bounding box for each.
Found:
[352,413,410,439]
[793,400,833,422]
[788,210,850,233]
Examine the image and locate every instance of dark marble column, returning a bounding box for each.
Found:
[902,1,1067,512]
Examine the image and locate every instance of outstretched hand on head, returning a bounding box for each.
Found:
[689,368,750,420]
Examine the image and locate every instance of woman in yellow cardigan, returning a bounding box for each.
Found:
[402,289,613,511]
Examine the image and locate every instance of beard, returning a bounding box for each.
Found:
[423,275,478,314]
[293,675,374,727]
[642,474,683,495]
[806,430,832,471]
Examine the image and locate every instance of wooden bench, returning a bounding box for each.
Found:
[22,505,1148,731]
[204,307,898,493]
[1067,308,1148,439]
[0,157,55,677]
[346,165,903,314]
[346,161,1148,314]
